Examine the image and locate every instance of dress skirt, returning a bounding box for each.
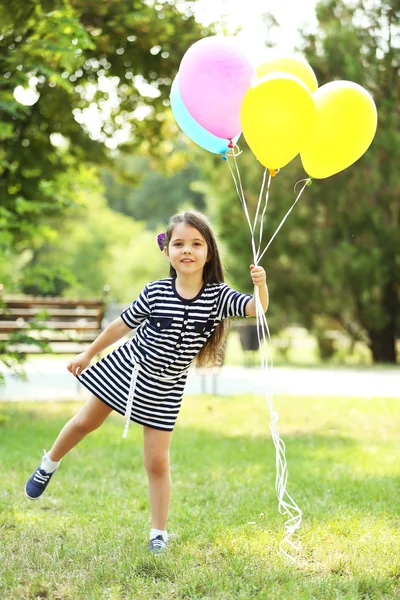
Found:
[76,342,188,432]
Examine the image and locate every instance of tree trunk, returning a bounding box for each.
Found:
[364,280,398,364]
[368,313,396,363]
[368,324,397,364]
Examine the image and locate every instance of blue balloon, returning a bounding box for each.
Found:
[170,74,240,155]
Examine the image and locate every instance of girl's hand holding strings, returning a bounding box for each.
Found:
[250,264,266,287]
[67,352,91,377]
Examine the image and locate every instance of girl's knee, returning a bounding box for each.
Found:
[71,413,100,435]
[71,396,109,435]
[144,452,170,478]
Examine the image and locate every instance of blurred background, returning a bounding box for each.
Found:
[0,0,399,370]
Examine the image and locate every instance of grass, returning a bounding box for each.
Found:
[0,393,399,599]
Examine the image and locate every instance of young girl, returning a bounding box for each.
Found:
[25,210,268,554]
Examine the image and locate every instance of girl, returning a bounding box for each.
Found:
[25,210,268,554]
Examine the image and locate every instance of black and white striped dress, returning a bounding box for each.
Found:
[77,277,251,432]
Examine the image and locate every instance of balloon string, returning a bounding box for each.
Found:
[257,178,310,263]
[226,152,258,261]
[225,149,250,229]
[225,155,303,562]
[232,150,254,236]
[294,178,311,193]
[253,168,268,235]
[224,143,243,159]
[254,289,302,562]
[256,172,273,262]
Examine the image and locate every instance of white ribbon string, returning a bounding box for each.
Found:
[256,172,273,262]
[122,356,189,439]
[254,288,302,561]
[253,168,268,235]
[226,151,258,260]
[257,178,310,264]
[226,157,308,561]
[122,361,139,439]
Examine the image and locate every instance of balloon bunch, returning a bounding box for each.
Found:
[170,36,377,562]
[171,36,377,179]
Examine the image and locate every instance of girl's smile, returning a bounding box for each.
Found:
[165,223,209,276]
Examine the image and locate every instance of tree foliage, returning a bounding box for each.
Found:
[206,0,399,363]
[0,0,209,270]
[101,153,206,229]
[20,183,169,303]
[300,0,400,363]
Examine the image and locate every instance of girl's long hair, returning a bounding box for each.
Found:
[162,211,229,368]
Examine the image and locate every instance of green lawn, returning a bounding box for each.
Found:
[0,394,399,599]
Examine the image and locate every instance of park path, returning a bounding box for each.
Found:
[0,357,399,401]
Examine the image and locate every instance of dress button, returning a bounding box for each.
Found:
[177,344,181,348]
[183,320,188,325]
[157,322,160,327]
[185,305,189,310]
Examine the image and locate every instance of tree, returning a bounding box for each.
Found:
[0,0,209,280]
[22,185,168,303]
[299,0,400,362]
[0,0,210,381]
[101,153,206,229]
[202,0,399,363]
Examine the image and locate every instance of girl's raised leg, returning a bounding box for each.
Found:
[25,395,112,500]
[48,394,113,461]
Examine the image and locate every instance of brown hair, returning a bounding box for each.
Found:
[161,211,229,368]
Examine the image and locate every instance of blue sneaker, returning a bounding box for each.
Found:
[149,534,167,555]
[25,466,56,500]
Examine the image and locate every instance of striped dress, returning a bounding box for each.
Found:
[77,277,252,432]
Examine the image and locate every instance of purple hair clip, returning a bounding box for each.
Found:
[157,232,166,251]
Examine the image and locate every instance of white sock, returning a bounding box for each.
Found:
[150,528,168,543]
[40,451,61,474]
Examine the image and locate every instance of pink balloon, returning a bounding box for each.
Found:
[179,37,254,139]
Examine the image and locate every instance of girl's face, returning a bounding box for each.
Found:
[165,223,210,278]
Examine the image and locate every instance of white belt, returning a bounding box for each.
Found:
[122,360,140,439]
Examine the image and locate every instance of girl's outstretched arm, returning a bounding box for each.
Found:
[85,317,132,359]
[245,265,269,316]
[67,317,132,376]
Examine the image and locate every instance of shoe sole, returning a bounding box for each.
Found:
[25,489,41,500]
[149,544,168,555]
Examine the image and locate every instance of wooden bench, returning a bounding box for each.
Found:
[0,287,109,353]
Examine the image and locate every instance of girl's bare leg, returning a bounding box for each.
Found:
[143,426,173,531]
[47,395,113,461]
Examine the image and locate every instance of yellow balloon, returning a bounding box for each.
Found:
[300,81,377,179]
[241,72,317,170]
[257,57,318,93]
